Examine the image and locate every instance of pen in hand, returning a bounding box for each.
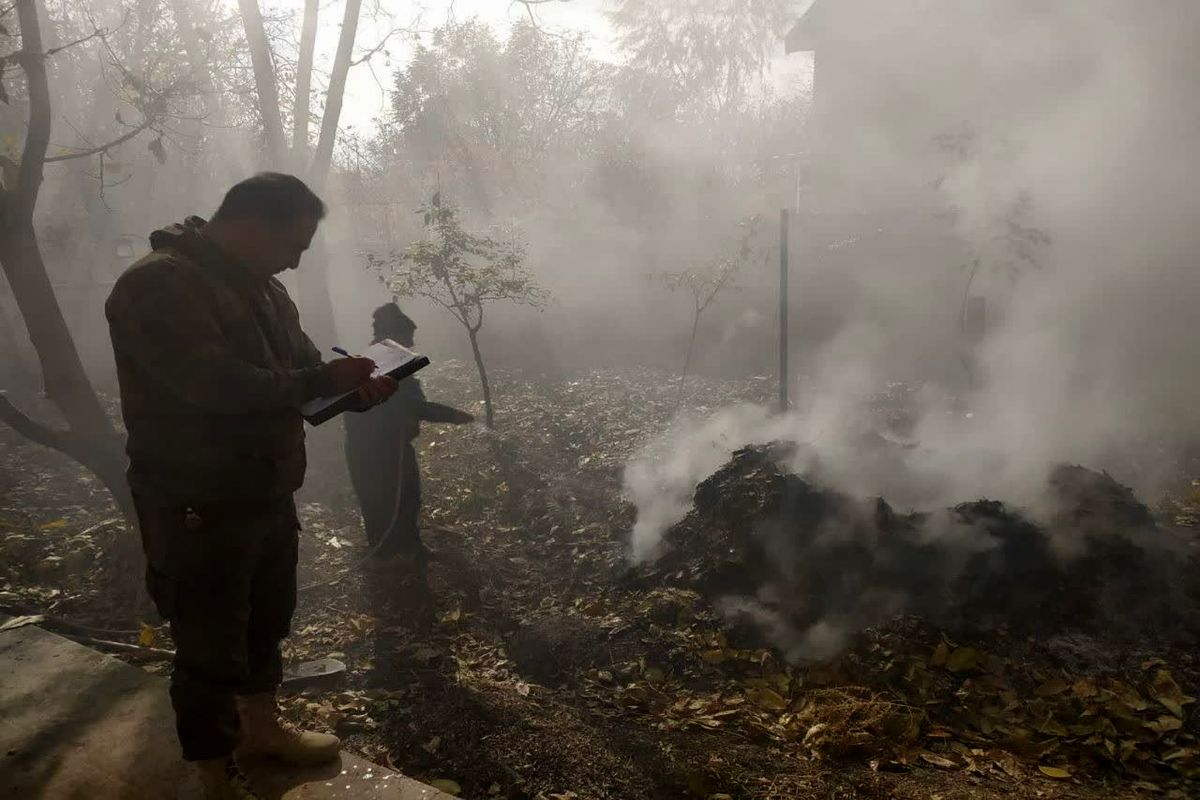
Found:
[330,346,393,404]
[330,345,375,380]
[332,346,382,373]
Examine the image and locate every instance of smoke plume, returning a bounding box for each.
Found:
[625,0,1200,562]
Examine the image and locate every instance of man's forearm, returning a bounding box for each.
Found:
[108,267,336,413]
[113,321,334,413]
[160,356,333,413]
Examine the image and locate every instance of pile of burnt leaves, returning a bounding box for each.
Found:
[641,443,1197,650]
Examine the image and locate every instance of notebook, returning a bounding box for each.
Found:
[301,339,430,426]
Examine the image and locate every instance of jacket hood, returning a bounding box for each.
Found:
[148,216,208,256]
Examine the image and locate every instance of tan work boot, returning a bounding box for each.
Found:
[196,757,260,800]
[235,692,341,765]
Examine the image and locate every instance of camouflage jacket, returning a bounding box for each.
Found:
[106,217,332,507]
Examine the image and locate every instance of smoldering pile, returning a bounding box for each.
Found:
[637,442,1198,660]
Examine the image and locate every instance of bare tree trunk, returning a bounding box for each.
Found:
[0,215,131,514]
[466,328,495,429]
[236,0,340,346]
[309,0,362,190]
[299,0,364,349]
[238,0,372,351]
[0,0,131,518]
[40,3,107,351]
[297,233,337,348]
[169,0,249,183]
[290,0,338,348]
[237,0,287,163]
[169,0,218,119]
[0,276,36,392]
[675,308,701,408]
[292,0,319,169]
[0,235,131,517]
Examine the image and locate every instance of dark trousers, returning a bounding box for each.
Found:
[348,441,421,556]
[134,494,299,761]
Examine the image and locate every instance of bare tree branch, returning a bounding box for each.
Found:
[0,390,129,513]
[364,55,387,109]
[291,0,318,166]
[511,0,572,39]
[0,391,66,453]
[309,0,362,188]
[13,0,50,223]
[59,632,175,659]
[41,21,111,59]
[43,115,155,162]
[350,24,404,67]
[43,26,104,58]
[168,0,220,120]
[237,0,287,162]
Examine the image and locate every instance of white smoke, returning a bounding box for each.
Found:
[623,0,1200,561]
[624,404,786,561]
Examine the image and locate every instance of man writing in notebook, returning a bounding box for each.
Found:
[106,173,397,799]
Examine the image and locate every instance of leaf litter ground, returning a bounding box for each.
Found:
[3,362,1200,799]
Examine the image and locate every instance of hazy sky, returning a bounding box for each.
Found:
[275,0,810,134]
[282,0,618,133]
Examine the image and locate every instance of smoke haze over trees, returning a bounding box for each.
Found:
[5,1,1200,795]
[1,0,1197,515]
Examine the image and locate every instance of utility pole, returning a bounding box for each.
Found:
[779,208,790,412]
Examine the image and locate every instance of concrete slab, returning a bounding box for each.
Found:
[0,618,452,800]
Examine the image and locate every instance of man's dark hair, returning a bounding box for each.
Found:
[211,172,326,227]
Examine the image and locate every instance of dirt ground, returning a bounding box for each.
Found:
[2,362,1198,799]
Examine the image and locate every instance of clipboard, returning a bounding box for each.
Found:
[301,339,429,426]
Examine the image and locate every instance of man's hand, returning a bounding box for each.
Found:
[321,357,376,394]
[357,375,399,408]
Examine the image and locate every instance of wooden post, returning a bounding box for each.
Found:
[779,208,789,413]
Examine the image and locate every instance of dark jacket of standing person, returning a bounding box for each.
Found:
[105,173,396,799]
[344,303,473,560]
[107,216,329,507]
